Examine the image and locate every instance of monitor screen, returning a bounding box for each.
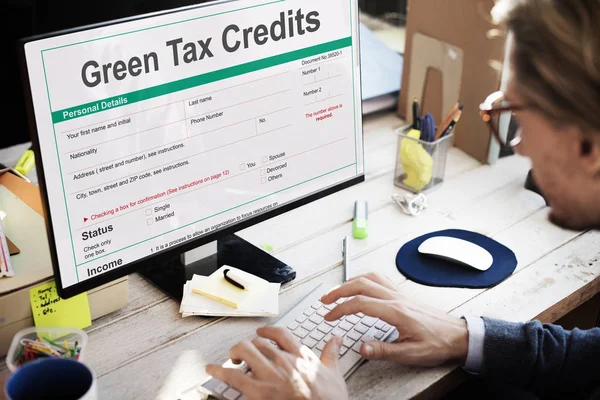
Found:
[21,0,364,297]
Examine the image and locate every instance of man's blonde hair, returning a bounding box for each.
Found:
[492,0,600,133]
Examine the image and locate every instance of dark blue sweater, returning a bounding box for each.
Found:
[482,318,600,399]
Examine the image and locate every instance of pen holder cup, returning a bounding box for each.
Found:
[6,326,88,372]
[394,126,454,193]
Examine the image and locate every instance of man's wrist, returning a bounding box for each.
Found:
[462,315,485,373]
[449,317,469,365]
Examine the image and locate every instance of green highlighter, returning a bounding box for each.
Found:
[353,200,368,239]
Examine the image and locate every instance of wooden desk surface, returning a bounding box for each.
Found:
[2,112,599,399]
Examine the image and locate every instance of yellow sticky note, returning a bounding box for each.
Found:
[29,281,92,329]
[192,276,248,309]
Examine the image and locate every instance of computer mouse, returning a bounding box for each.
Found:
[418,236,493,272]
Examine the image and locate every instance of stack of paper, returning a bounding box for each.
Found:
[180,266,280,317]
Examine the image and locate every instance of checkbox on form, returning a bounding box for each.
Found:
[145,209,152,216]
[147,218,154,226]
[240,163,246,171]
[262,156,268,163]
[260,169,266,176]
[261,177,266,184]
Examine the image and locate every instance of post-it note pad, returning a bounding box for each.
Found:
[29,281,92,329]
[192,273,249,309]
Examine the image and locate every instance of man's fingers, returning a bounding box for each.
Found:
[252,338,294,374]
[325,296,400,324]
[229,340,281,380]
[360,341,435,366]
[206,364,256,394]
[360,341,405,362]
[351,272,398,292]
[257,326,301,356]
[320,335,342,368]
[321,277,396,305]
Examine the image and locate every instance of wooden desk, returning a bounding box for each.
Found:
[2,112,599,399]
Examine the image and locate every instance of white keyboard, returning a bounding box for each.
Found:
[193,284,397,400]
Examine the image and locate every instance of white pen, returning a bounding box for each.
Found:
[342,236,350,282]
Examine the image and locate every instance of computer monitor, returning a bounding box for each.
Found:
[7,0,207,149]
[19,0,364,299]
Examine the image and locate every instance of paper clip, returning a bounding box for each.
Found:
[392,193,428,217]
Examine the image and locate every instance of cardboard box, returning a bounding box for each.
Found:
[0,169,128,356]
[398,0,506,163]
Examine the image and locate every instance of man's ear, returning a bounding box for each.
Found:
[579,133,600,177]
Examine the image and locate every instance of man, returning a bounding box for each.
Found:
[206,0,600,398]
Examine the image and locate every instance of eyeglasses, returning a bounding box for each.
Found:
[479,91,526,149]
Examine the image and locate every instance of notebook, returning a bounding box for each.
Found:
[179,266,280,317]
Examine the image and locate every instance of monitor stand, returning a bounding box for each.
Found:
[139,234,296,301]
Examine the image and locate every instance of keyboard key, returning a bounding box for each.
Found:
[354,324,368,334]
[375,331,384,340]
[347,330,362,341]
[202,378,228,395]
[304,308,315,316]
[310,330,326,341]
[335,297,346,305]
[352,341,363,353]
[361,317,377,327]
[313,348,322,358]
[309,315,324,325]
[296,314,308,323]
[338,321,354,331]
[301,321,317,332]
[316,341,326,351]
[323,303,336,310]
[223,388,241,400]
[287,322,299,331]
[301,337,318,349]
[311,301,322,310]
[214,382,229,394]
[356,312,365,318]
[361,327,379,342]
[317,323,332,334]
[381,323,392,332]
[316,308,329,317]
[323,333,333,343]
[345,315,361,325]
[375,321,385,330]
[339,346,349,356]
[325,319,340,327]
[343,337,355,348]
[293,327,310,339]
[331,328,345,337]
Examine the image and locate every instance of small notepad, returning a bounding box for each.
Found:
[185,266,279,315]
[189,266,280,312]
[192,272,249,309]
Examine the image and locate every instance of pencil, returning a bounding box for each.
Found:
[441,108,463,138]
[435,101,460,140]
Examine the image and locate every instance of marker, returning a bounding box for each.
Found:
[15,146,35,176]
[353,200,368,239]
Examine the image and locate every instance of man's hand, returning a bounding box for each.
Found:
[206,326,348,400]
[321,273,468,367]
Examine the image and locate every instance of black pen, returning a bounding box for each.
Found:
[412,99,420,130]
[223,268,246,290]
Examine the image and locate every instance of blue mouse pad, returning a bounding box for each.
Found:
[396,229,518,288]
